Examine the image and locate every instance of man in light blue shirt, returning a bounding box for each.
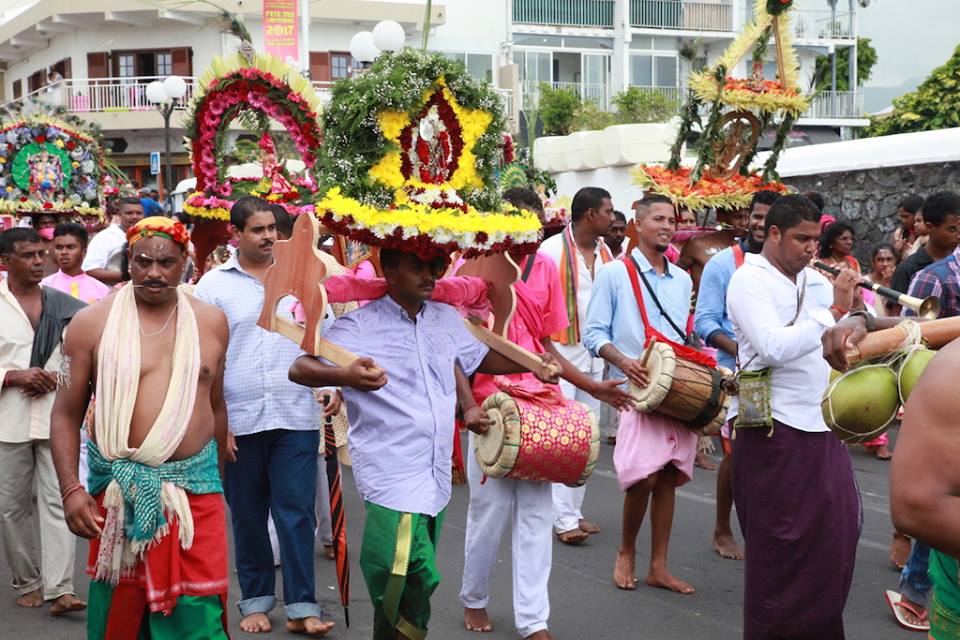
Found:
[583,194,697,595]
[693,189,779,562]
[194,197,336,635]
[289,247,559,640]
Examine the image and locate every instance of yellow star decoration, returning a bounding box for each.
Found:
[367,78,493,193]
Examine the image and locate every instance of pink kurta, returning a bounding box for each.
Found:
[41,270,111,303]
[471,252,569,404]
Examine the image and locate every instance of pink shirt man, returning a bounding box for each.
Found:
[471,251,569,403]
[41,271,111,304]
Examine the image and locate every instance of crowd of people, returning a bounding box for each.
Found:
[1,184,958,640]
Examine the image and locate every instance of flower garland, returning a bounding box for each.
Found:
[316,187,540,258]
[632,164,790,211]
[183,52,322,221]
[0,115,105,217]
[316,49,534,257]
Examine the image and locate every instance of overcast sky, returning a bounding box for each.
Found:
[842,0,955,87]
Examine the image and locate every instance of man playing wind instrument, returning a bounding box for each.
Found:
[50,216,232,639]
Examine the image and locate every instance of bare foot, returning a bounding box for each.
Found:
[323,544,335,560]
[613,548,637,590]
[464,607,493,632]
[694,451,717,471]
[525,630,556,640]
[606,436,617,445]
[16,589,42,608]
[557,529,588,545]
[240,612,272,633]
[579,518,600,534]
[873,445,892,460]
[890,531,911,570]
[646,568,695,595]
[286,617,335,635]
[50,594,86,616]
[712,532,744,560]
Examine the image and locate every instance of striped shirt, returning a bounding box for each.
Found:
[905,250,960,319]
[324,295,488,516]
[194,254,324,436]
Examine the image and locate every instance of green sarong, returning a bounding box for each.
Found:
[359,502,445,640]
[930,549,960,640]
[88,581,227,640]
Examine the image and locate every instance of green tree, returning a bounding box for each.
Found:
[611,87,678,123]
[814,37,878,92]
[537,83,581,136]
[866,44,960,137]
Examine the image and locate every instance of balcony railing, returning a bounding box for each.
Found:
[801,91,864,121]
[522,80,612,110]
[2,76,196,113]
[792,10,855,40]
[630,0,734,32]
[512,0,616,28]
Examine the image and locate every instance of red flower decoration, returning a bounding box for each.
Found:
[36,136,46,144]
[66,141,76,150]
[42,201,53,209]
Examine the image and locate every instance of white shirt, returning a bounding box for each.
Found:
[0,280,64,442]
[81,224,127,272]
[540,229,608,375]
[727,253,835,432]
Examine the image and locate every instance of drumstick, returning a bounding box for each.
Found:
[640,338,657,368]
[464,317,563,378]
[847,317,960,364]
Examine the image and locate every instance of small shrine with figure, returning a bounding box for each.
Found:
[0,108,106,218]
[633,0,804,211]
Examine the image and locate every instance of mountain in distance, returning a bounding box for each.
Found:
[863,76,923,114]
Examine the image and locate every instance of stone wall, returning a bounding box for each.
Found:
[784,161,960,266]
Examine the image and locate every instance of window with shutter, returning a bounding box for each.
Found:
[170,48,192,77]
[310,51,331,82]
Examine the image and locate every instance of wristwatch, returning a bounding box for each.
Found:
[847,310,876,332]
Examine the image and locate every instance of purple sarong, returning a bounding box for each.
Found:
[732,421,861,639]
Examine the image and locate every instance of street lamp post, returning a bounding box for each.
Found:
[146,76,187,213]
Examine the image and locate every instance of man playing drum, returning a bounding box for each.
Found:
[458,187,630,638]
[726,194,865,639]
[693,189,780,561]
[288,248,558,640]
[583,194,698,594]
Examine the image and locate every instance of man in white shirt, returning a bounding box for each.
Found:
[0,228,86,616]
[726,194,863,639]
[81,196,143,285]
[540,186,615,544]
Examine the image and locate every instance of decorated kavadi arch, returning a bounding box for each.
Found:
[313,49,540,259]
[0,111,106,218]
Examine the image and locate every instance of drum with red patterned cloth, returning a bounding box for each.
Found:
[474,378,599,487]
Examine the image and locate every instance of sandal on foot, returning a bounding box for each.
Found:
[885,590,929,632]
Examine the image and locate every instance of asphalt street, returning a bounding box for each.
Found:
[3,426,917,640]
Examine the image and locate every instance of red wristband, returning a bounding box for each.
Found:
[60,483,84,503]
[830,304,849,316]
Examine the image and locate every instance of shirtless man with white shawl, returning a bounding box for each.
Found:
[50,216,231,639]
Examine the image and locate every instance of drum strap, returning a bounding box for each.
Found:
[625,256,717,369]
[520,253,536,282]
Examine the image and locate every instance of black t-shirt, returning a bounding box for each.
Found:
[891,245,934,294]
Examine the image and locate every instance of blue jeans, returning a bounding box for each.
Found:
[900,540,932,607]
[225,429,321,620]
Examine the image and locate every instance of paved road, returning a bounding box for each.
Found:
[3,428,916,640]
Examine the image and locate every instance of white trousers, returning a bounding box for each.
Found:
[0,440,76,600]
[552,376,602,533]
[460,433,553,638]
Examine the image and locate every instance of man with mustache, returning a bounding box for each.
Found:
[194,196,338,635]
[693,189,780,561]
[0,227,86,616]
[289,244,560,640]
[83,196,144,286]
[49,216,231,636]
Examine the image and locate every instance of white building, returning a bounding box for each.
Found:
[0,0,866,189]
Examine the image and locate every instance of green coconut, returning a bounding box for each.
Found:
[897,348,937,404]
[822,365,900,444]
